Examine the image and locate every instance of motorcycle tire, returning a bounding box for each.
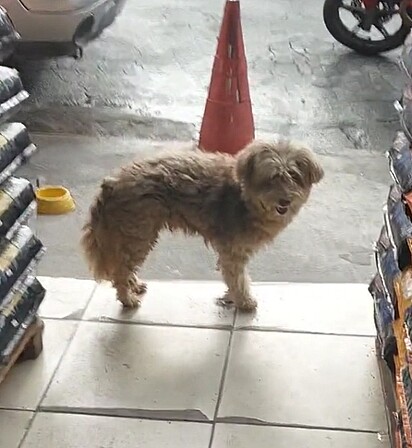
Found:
[323,0,411,55]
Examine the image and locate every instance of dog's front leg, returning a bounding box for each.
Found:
[218,253,257,311]
[112,270,146,308]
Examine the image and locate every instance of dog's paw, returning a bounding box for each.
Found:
[128,277,148,296]
[217,290,235,308]
[237,297,258,312]
[118,294,142,309]
[134,281,147,295]
[216,296,234,308]
[218,292,257,311]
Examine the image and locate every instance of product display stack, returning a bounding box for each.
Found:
[368,32,412,448]
[0,8,46,384]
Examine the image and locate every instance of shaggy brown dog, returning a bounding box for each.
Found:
[81,139,324,311]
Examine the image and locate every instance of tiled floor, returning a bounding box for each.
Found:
[0,277,390,447]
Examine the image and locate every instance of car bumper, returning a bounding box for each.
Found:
[4,0,126,57]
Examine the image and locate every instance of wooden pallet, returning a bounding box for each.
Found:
[0,317,44,385]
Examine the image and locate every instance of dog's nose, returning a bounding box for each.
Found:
[279,199,291,207]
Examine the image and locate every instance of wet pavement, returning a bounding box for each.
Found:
[13,0,404,145]
[11,0,407,282]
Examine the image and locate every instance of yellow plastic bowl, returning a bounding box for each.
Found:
[35,185,75,215]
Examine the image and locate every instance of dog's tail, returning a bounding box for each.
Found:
[81,177,117,281]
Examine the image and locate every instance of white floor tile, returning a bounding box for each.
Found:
[38,276,96,320]
[0,276,388,444]
[22,412,212,448]
[212,424,389,448]
[42,322,230,420]
[0,410,33,448]
[236,283,375,335]
[218,331,386,432]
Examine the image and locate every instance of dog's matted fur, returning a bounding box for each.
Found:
[81,139,324,311]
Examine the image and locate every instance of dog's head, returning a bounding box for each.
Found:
[236,139,324,218]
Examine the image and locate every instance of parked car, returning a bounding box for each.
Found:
[0,0,127,58]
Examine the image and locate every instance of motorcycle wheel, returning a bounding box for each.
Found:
[323,0,411,55]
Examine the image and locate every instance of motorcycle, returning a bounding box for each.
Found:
[323,0,412,55]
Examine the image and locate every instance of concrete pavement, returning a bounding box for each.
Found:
[13,0,404,147]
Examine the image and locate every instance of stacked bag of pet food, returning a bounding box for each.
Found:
[0,9,46,370]
[367,32,412,448]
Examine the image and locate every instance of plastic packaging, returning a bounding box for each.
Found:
[387,132,412,193]
[0,276,45,360]
[398,367,412,446]
[0,225,44,304]
[0,176,35,239]
[0,311,35,365]
[0,123,36,184]
[401,31,412,80]
[369,273,396,370]
[397,84,412,145]
[395,425,408,448]
[377,222,392,251]
[0,7,19,63]
[393,410,409,448]
[375,224,401,315]
[404,307,412,363]
[0,67,28,124]
[385,184,412,270]
[401,31,412,79]
[398,270,412,316]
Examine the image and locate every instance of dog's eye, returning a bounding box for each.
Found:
[288,170,303,185]
[260,175,278,191]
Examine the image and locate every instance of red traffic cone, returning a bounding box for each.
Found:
[199,0,254,155]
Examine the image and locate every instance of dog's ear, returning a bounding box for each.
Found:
[295,149,324,186]
[236,147,256,183]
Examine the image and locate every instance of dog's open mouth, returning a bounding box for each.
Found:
[276,206,288,215]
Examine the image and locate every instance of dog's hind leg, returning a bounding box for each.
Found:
[112,236,158,308]
[218,252,257,311]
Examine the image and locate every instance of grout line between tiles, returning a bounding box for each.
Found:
[41,315,234,331]
[16,411,36,448]
[37,405,213,422]
[235,327,376,338]
[36,322,82,407]
[76,282,99,320]
[36,276,370,288]
[15,320,83,448]
[208,308,237,448]
[15,409,36,448]
[0,407,33,413]
[19,406,385,436]
[214,418,383,435]
[38,315,376,339]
